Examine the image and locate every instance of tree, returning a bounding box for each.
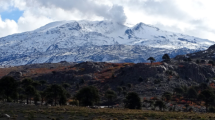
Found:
[74,86,100,106]
[25,85,36,104]
[19,94,25,103]
[201,59,206,64]
[0,76,18,102]
[34,91,41,105]
[105,90,117,107]
[22,78,34,87]
[124,92,141,109]
[79,79,85,85]
[174,87,184,95]
[76,84,80,90]
[181,86,188,94]
[148,100,154,108]
[123,91,127,97]
[21,78,36,104]
[122,86,126,91]
[104,84,110,90]
[111,73,115,79]
[138,76,144,82]
[199,90,215,112]
[120,81,124,85]
[186,88,198,104]
[185,104,190,111]
[39,80,47,90]
[196,59,200,64]
[11,92,19,103]
[162,54,170,61]
[40,91,46,105]
[147,57,156,65]
[199,83,208,91]
[187,58,192,62]
[32,81,41,89]
[39,80,47,86]
[17,87,24,103]
[208,60,215,66]
[45,84,65,106]
[162,92,172,102]
[117,86,123,95]
[197,93,205,105]
[154,100,165,111]
[127,83,132,89]
[59,90,70,105]
[59,93,67,105]
[62,83,71,90]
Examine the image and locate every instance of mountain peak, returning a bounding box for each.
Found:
[0,20,214,66]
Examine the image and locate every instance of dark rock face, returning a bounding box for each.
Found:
[174,44,215,62]
[74,61,106,74]
[208,44,215,50]
[7,71,22,80]
[31,62,107,84]
[114,63,167,85]
[176,62,215,83]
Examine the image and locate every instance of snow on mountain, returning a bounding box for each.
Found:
[0,20,214,67]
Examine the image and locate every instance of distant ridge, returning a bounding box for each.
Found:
[0,20,214,66]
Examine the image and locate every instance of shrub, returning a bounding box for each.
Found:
[124,92,141,109]
[138,76,144,82]
[74,86,100,106]
[209,107,215,113]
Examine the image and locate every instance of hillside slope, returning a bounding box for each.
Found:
[0,20,214,66]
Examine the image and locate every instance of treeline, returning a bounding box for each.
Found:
[0,76,70,105]
[0,76,142,109]
[2,75,214,112]
[146,83,215,112]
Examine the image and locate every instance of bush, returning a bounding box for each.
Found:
[201,60,206,64]
[209,107,215,113]
[154,79,161,84]
[138,76,144,82]
[69,100,79,106]
[74,86,100,106]
[196,59,200,64]
[59,94,67,105]
[79,79,85,84]
[208,61,215,66]
[124,92,141,109]
[34,92,41,105]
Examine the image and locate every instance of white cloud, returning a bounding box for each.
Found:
[0,0,215,40]
[0,15,18,37]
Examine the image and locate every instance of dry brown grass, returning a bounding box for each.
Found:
[0,104,214,120]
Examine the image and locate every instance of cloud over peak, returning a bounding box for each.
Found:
[0,0,215,41]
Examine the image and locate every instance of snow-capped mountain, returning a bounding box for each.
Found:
[0,20,214,66]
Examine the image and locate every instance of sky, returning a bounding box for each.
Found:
[0,0,215,41]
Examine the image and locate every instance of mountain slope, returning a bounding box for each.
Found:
[0,20,214,67]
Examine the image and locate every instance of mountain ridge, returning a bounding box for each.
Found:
[0,20,214,67]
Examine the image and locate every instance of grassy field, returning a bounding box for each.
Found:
[0,103,214,120]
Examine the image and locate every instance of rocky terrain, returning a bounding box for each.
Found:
[175,44,215,62]
[2,45,215,99]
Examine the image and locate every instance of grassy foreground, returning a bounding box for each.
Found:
[0,104,214,120]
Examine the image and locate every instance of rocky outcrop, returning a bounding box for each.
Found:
[74,61,106,74]
[3,60,215,97]
[176,62,215,83]
[7,71,22,80]
[208,44,215,50]
[115,63,167,84]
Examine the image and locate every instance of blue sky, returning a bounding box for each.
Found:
[0,8,23,22]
